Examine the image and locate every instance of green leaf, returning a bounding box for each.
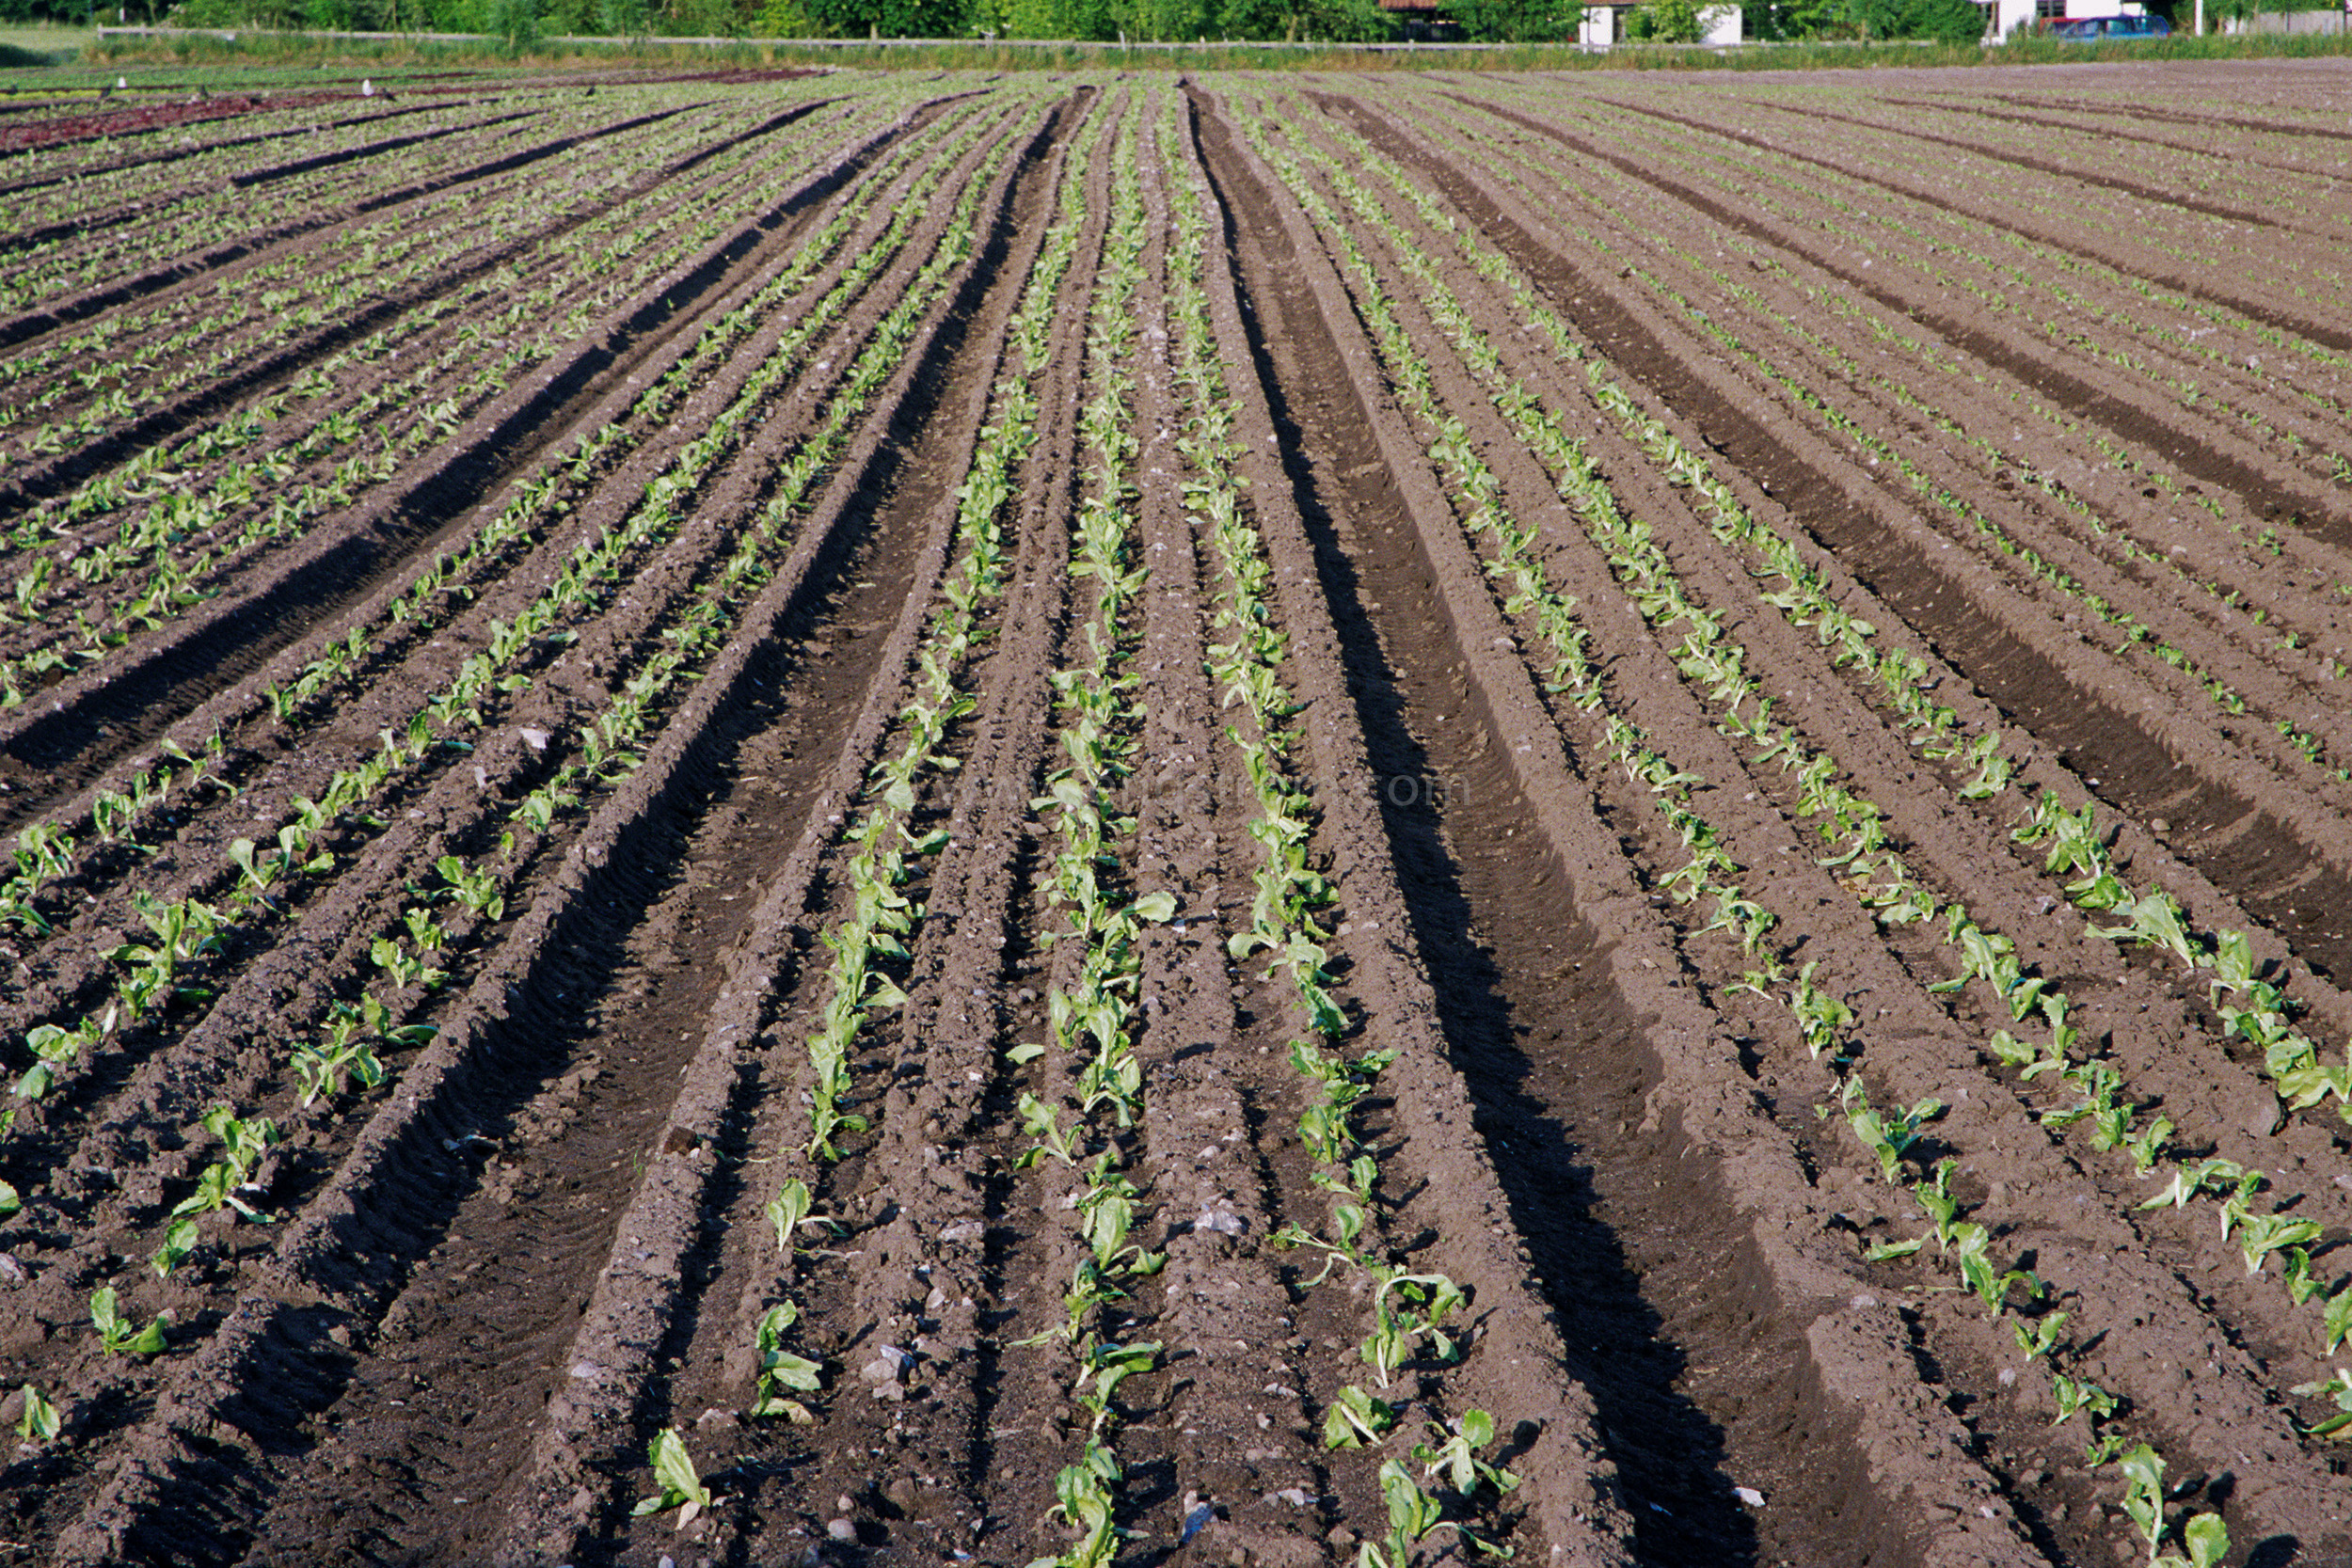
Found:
[2116,1444,2166,1550]
[15,1385,59,1442]
[634,1427,711,1518]
[1129,890,1178,925]
[2327,1287,2352,1354]
[2181,1511,2230,1568]
[1007,1041,1046,1065]
[760,1350,824,1393]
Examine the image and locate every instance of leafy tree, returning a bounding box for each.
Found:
[485,0,540,48]
[1848,0,1979,40]
[801,0,968,32]
[1448,0,1578,40]
[1742,0,1843,37]
[1000,0,1376,37]
[1625,0,1701,37]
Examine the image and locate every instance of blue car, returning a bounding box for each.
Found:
[2048,12,2171,35]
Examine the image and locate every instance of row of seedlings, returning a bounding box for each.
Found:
[1327,76,2352,1354]
[0,89,839,469]
[1323,88,2352,1541]
[0,92,482,228]
[1464,81,2352,594]
[1356,98,2352,1310]
[0,94,552,308]
[1375,95,2352,1168]
[0,86,796,460]
[1434,87,2352,796]
[1562,120,2352,787]
[0,88,980,966]
[0,87,672,317]
[1243,94,2245,1565]
[2,95,1039,1471]
[999,98,1178,1568]
[0,87,994,1003]
[0,92,1019,1252]
[0,92,903,708]
[4,91,865,514]
[1665,82,2352,449]
[629,89,1114,1537]
[1159,96,1527,1568]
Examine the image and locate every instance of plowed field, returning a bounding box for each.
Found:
[4,57,2352,1568]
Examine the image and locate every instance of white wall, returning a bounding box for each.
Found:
[1575,2,1740,43]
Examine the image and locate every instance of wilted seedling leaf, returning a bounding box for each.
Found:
[1323,1384,1396,1449]
[765,1179,833,1254]
[15,1384,59,1441]
[632,1427,712,1526]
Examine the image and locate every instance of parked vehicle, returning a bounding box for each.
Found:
[2049,12,2171,36]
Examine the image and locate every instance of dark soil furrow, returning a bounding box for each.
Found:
[475,87,1084,1568]
[1198,86,1660,1568]
[0,100,706,358]
[31,99,1046,1568]
[1372,92,2352,991]
[0,102,930,826]
[1201,83,2063,1568]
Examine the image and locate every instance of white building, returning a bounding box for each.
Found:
[1578,0,1743,45]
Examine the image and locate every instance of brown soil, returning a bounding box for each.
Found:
[5,59,2352,1568]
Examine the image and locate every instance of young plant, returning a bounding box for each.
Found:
[2117,1444,2229,1568]
[1362,1271,1468,1387]
[2291,1366,2352,1440]
[632,1427,713,1527]
[89,1286,166,1356]
[1034,1439,1123,1568]
[15,1385,59,1441]
[150,1217,199,1277]
[1413,1409,1521,1499]
[1324,1384,1399,1449]
[748,1301,822,1423]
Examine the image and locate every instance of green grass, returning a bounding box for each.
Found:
[0,23,95,66]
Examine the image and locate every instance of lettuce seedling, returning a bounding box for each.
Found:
[90,1287,165,1356]
[632,1427,712,1527]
